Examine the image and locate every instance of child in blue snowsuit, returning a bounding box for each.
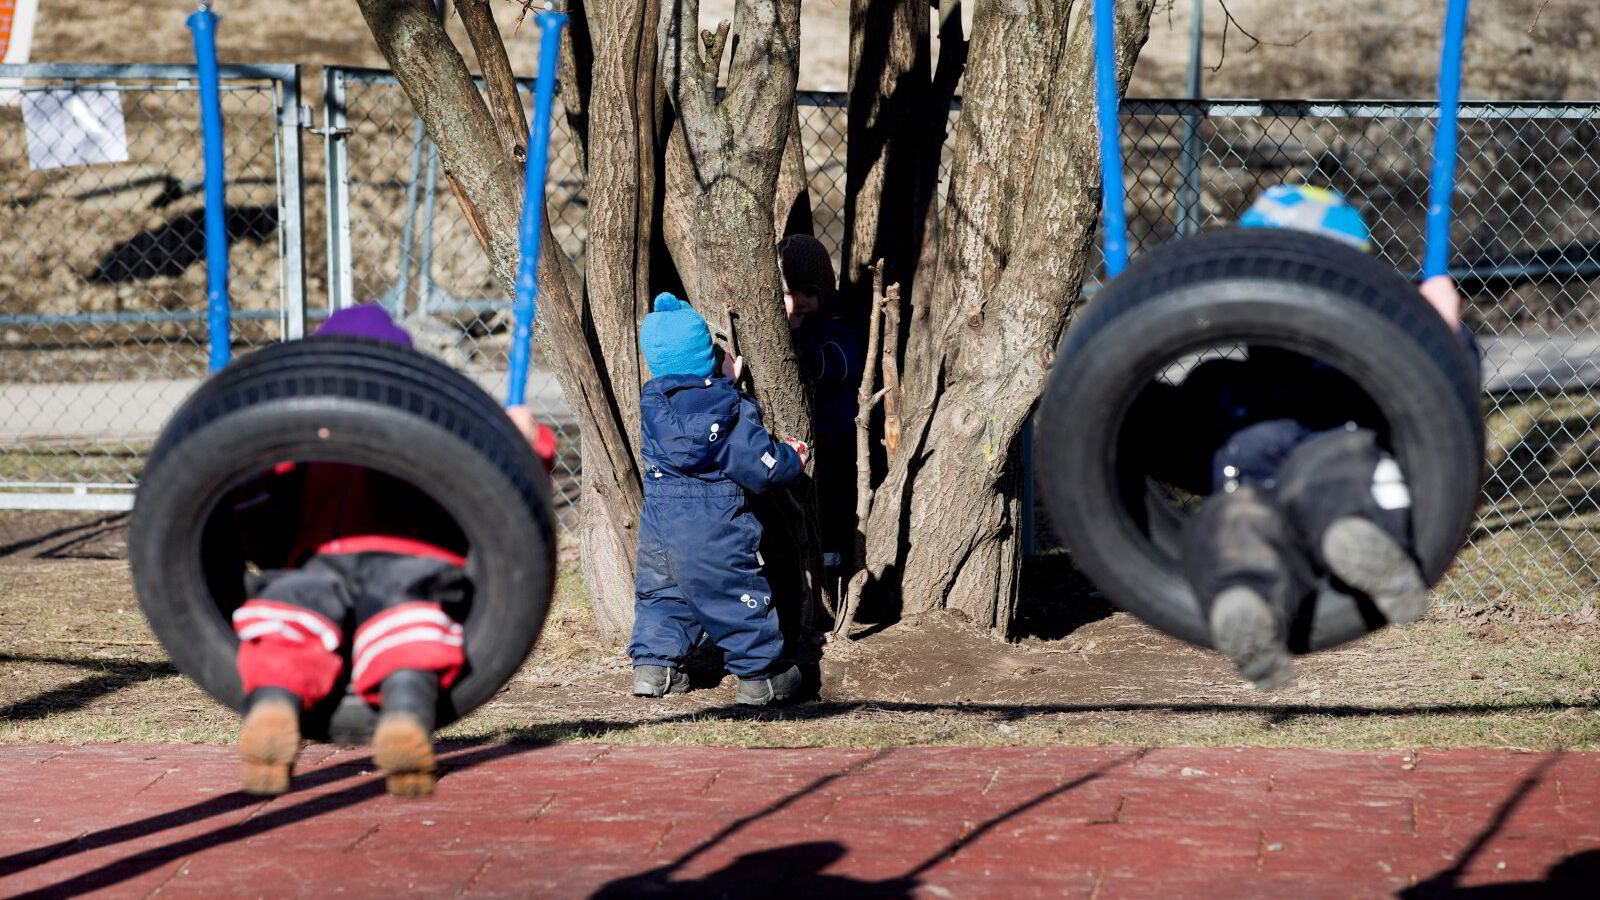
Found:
[628,293,810,706]
[1125,186,1479,690]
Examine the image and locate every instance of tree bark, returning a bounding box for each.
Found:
[659,0,809,439]
[903,0,967,393]
[576,0,667,638]
[861,0,1153,632]
[842,0,929,309]
[454,0,529,162]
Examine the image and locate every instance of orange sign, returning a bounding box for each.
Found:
[1,0,37,65]
[0,2,16,59]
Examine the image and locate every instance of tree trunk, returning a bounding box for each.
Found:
[358,0,647,642]
[862,0,1153,632]
[570,0,670,639]
[660,0,831,627]
[842,0,929,308]
[659,0,809,439]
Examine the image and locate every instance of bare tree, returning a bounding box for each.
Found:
[845,0,1154,635]
[358,0,1155,643]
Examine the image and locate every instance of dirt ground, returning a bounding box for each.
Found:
[2,511,1596,752]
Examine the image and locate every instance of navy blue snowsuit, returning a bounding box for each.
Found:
[628,374,805,677]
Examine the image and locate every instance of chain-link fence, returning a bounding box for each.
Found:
[323,67,585,531]
[0,63,305,512]
[4,67,1596,612]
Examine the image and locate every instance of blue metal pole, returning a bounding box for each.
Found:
[1094,0,1130,278]
[507,8,568,407]
[1423,0,1469,279]
[187,5,231,373]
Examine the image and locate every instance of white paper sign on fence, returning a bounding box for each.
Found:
[22,89,131,170]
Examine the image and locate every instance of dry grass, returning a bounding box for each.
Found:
[2,557,1593,752]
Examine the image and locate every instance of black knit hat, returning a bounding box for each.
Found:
[778,234,837,299]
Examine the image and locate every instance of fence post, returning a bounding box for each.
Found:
[1177,1,1205,236]
[323,66,354,311]
[277,65,307,340]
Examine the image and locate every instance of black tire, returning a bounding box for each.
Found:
[1037,228,1483,652]
[130,337,556,742]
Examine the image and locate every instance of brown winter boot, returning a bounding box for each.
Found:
[238,688,302,795]
[372,670,439,797]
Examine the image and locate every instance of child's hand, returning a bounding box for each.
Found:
[784,438,809,467]
[721,353,744,382]
[1419,275,1462,330]
[507,405,558,473]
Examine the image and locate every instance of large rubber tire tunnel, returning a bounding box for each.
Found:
[1037,229,1483,653]
[130,337,556,743]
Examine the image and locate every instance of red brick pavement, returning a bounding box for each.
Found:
[0,743,1593,898]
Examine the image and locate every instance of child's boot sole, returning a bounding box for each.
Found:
[1209,587,1294,691]
[238,698,300,796]
[1321,517,1430,624]
[373,713,437,798]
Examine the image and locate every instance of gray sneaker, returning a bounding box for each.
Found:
[632,665,689,697]
[1320,516,1430,625]
[1209,586,1294,691]
[735,664,802,706]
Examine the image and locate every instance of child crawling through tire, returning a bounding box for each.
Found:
[1124,186,1480,690]
[225,304,557,797]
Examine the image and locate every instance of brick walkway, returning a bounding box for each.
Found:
[0,744,1594,897]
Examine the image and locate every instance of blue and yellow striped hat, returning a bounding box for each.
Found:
[1238,184,1371,252]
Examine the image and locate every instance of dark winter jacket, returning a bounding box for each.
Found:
[228,462,468,569]
[792,298,865,436]
[639,374,804,492]
[1127,327,1480,493]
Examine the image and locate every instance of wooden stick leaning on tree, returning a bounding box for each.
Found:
[834,260,896,639]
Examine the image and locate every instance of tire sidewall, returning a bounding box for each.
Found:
[132,393,553,738]
[1041,275,1480,651]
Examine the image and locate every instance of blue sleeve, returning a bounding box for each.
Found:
[721,393,804,493]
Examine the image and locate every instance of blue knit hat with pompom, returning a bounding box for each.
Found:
[1239,184,1371,251]
[639,292,715,378]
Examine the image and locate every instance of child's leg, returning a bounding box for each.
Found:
[348,552,469,797]
[372,669,439,798]
[1276,428,1428,624]
[627,505,700,696]
[233,559,351,794]
[666,508,796,705]
[1183,486,1303,690]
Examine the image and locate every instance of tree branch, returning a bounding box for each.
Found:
[835,263,891,639]
[1209,0,1312,73]
[558,0,593,174]
[700,20,730,76]
[1529,0,1552,34]
[881,293,903,459]
[456,0,530,163]
[661,0,722,178]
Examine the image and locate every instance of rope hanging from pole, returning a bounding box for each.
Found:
[187,0,229,372]
[506,4,568,407]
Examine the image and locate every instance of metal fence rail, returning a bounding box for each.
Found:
[0,62,304,511]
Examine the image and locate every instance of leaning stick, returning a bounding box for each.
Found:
[834,263,892,639]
